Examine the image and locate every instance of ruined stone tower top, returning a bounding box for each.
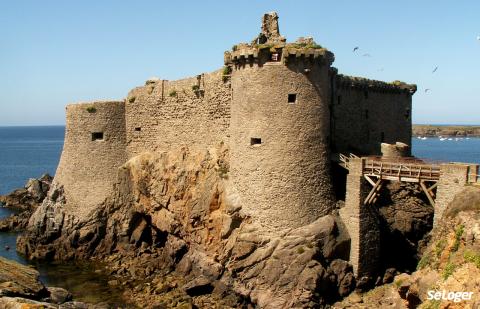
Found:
[254,12,286,44]
[225,12,334,67]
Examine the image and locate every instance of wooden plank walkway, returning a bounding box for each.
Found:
[362,157,440,182]
[340,155,440,206]
[339,154,480,206]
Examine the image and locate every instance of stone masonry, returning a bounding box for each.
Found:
[435,163,479,225]
[53,13,416,235]
[54,101,126,221]
[339,158,380,277]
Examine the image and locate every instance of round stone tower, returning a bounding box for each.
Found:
[54,101,127,221]
[226,13,335,233]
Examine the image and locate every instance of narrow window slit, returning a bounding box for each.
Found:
[250,138,262,146]
[288,94,297,104]
[91,132,104,141]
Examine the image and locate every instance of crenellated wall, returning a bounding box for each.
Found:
[54,101,127,220]
[332,75,415,156]
[125,70,231,157]
[50,12,418,237]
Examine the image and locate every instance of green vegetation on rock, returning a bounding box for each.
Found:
[464,250,480,269]
[417,253,432,270]
[222,66,232,83]
[442,261,456,280]
[451,224,464,252]
[435,239,446,257]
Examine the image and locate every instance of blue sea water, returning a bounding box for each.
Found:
[0,126,125,304]
[0,126,64,195]
[412,137,480,164]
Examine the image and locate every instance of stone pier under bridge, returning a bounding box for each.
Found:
[339,155,480,278]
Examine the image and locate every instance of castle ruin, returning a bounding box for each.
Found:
[55,12,416,232]
[50,13,457,281]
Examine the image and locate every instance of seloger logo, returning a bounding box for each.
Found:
[427,290,474,303]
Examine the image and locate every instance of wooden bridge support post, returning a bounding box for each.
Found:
[339,158,381,279]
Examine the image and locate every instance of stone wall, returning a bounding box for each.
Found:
[54,101,127,221]
[381,142,410,158]
[339,158,380,278]
[125,70,231,157]
[230,58,335,234]
[435,163,477,225]
[332,76,414,156]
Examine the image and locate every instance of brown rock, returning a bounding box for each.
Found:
[46,286,72,304]
[0,257,46,298]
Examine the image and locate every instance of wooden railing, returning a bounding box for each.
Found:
[339,153,359,169]
[363,158,441,182]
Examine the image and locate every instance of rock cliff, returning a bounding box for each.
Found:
[18,145,354,308]
[334,185,480,308]
[0,174,52,232]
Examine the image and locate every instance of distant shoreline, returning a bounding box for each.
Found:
[413,124,480,137]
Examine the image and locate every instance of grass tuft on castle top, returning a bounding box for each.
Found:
[222,66,232,83]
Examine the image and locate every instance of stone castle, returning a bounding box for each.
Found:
[54,12,417,236]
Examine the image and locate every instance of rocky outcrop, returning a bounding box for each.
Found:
[18,146,355,308]
[0,174,52,232]
[219,215,353,308]
[0,256,86,308]
[376,182,434,273]
[0,174,52,210]
[0,257,47,298]
[334,185,480,308]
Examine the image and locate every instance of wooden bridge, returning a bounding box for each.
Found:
[338,154,480,206]
[338,153,480,278]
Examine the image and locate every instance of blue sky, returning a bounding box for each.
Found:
[1,1,479,125]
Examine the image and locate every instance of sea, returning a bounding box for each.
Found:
[0,126,124,305]
[413,136,480,164]
[0,126,479,303]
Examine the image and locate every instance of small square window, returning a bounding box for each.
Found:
[271,53,279,61]
[288,94,297,104]
[250,138,262,146]
[135,127,141,131]
[91,132,104,141]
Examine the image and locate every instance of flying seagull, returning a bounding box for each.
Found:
[477,36,480,41]
[353,47,359,52]
[425,88,430,93]
[432,66,438,73]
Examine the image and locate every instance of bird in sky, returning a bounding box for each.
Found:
[432,66,438,73]
[353,47,359,52]
[477,36,480,41]
[425,89,430,93]
[363,53,371,57]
